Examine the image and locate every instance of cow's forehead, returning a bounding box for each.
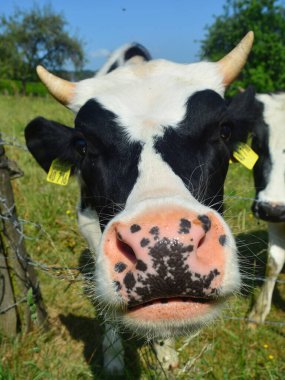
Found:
[71,59,225,142]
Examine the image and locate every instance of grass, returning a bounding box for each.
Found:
[0,79,48,97]
[0,95,284,379]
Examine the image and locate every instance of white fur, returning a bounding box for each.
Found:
[96,43,138,77]
[125,143,198,206]
[78,207,102,252]
[256,94,285,204]
[153,338,179,370]
[249,93,285,324]
[71,60,224,143]
[249,223,285,323]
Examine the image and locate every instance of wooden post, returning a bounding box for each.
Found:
[0,135,48,333]
[0,232,20,336]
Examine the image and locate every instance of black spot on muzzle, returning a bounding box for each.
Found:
[198,215,211,232]
[119,237,220,308]
[178,218,191,234]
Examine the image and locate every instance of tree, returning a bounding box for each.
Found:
[0,5,85,94]
[200,0,285,94]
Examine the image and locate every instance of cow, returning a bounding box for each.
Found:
[247,93,285,324]
[24,32,255,373]
[95,42,151,77]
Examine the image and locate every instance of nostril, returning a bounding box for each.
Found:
[197,235,206,249]
[116,234,137,264]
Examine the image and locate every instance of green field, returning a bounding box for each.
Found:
[0,95,284,379]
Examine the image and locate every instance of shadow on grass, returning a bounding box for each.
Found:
[236,229,285,312]
[59,249,142,380]
[59,313,143,379]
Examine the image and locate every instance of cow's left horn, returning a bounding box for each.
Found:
[218,31,254,86]
[36,65,75,106]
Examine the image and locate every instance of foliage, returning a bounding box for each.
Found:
[0,79,48,97]
[200,0,285,94]
[0,4,85,94]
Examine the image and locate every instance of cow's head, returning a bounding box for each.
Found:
[25,33,255,338]
[251,93,285,222]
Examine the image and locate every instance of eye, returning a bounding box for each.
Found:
[220,124,232,141]
[74,138,87,156]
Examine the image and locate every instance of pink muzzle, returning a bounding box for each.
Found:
[103,206,227,314]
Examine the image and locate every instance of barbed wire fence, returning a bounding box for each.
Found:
[0,133,48,335]
[0,133,284,378]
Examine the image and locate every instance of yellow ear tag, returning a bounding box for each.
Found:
[47,159,71,186]
[233,142,259,170]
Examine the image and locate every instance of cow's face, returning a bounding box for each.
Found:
[252,94,285,223]
[25,34,255,338]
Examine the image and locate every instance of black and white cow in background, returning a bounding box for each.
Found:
[25,32,255,373]
[247,93,285,324]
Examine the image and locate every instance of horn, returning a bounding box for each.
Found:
[36,65,76,105]
[218,31,254,86]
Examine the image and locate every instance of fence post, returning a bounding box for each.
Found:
[0,231,20,336]
[0,134,48,333]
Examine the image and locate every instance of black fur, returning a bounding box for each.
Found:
[251,100,272,195]
[105,43,151,75]
[227,90,271,198]
[25,100,142,229]
[25,88,256,229]
[25,117,78,172]
[124,44,152,62]
[155,88,256,213]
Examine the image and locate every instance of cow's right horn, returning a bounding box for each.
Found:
[36,65,75,106]
[218,31,254,86]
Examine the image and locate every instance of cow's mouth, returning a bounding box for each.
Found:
[128,296,215,310]
[126,296,222,321]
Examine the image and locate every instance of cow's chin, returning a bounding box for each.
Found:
[116,298,224,340]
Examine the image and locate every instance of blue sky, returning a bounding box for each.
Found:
[2,1,227,70]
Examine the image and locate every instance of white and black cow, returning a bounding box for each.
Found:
[25,33,255,372]
[248,93,285,324]
[95,42,151,77]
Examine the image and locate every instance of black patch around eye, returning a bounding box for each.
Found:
[74,138,87,156]
[219,235,227,246]
[130,224,141,233]
[220,124,232,141]
[114,262,127,273]
[198,215,211,232]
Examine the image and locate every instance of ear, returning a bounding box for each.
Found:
[25,117,76,172]
[227,86,257,150]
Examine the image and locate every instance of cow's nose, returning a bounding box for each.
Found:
[103,208,227,305]
[252,201,285,222]
[114,217,207,267]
